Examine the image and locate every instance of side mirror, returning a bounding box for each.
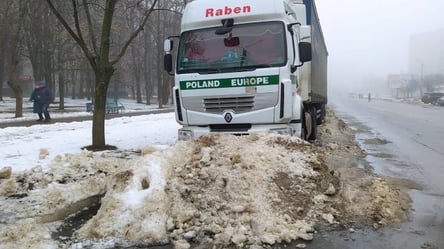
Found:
[164,54,173,74]
[291,41,312,73]
[164,39,173,52]
[299,42,312,62]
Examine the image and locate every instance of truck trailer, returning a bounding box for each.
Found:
[164,0,327,141]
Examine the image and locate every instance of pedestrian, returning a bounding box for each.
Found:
[30,81,52,122]
[368,92,371,102]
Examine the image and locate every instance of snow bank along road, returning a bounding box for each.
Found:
[0,107,417,249]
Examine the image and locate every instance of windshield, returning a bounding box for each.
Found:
[177,21,286,74]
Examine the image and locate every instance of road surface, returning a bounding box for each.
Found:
[332,96,444,194]
[302,95,444,249]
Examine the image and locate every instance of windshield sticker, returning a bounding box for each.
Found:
[180,75,279,90]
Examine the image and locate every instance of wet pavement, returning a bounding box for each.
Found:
[308,96,444,249]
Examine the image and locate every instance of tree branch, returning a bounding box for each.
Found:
[45,0,95,67]
[111,0,158,65]
[71,0,92,59]
[98,0,118,66]
[82,0,98,54]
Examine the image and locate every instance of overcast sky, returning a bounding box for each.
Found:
[315,0,444,92]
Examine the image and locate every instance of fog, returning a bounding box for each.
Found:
[316,0,444,95]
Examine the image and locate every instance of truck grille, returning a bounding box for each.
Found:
[203,96,254,113]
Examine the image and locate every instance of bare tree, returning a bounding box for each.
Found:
[23,1,56,88]
[5,0,27,118]
[129,42,144,103]
[142,29,155,105]
[45,0,158,150]
[0,1,10,101]
[155,1,183,106]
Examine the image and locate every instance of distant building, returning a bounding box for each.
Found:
[387,74,418,99]
[408,29,444,75]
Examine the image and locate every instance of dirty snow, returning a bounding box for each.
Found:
[0,98,411,248]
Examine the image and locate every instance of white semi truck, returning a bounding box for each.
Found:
[164,0,327,141]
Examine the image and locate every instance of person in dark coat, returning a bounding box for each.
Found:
[30,82,52,122]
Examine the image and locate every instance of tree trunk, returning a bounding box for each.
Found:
[7,60,24,117]
[58,71,65,110]
[0,57,4,100]
[7,16,24,118]
[92,90,106,148]
[0,44,6,101]
[135,71,142,103]
[156,8,163,108]
[144,81,151,105]
[90,67,114,150]
[87,69,93,101]
[143,32,152,105]
[7,81,23,118]
[131,85,135,100]
[0,11,5,101]
[79,71,85,99]
[71,70,76,99]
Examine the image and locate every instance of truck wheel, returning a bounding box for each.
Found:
[308,106,317,140]
[301,106,316,141]
[302,111,310,140]
[316,104,326,125]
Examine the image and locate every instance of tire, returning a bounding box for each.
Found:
[308,106,317,140]
[301,106,317,141]
[316,104,326,125]
[301,106,308,140]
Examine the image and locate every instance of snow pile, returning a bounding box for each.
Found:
[73,133,324,248]
[165,134,319,248]
[0,115,412,249]
[316,108,412,228]
[367,178,411,226]
[0,153,107,219]
[0,151,114,249]
[75,153,173,244]
[0,218,59,249]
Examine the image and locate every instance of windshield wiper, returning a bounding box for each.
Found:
[199,66,260,74]
[178,68,220,74]
[180,65,268,74]
[252,64,273,68]
[197,68,222,74]
[233,67,257,72]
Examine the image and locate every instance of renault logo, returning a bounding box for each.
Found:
[224,112,233,123]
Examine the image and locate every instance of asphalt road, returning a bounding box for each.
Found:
[332,96,444,195]
[302,95,444,249]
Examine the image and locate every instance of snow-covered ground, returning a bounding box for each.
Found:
[0,97,410,249]
[0,97,179,172]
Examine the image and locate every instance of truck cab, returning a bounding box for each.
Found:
[164,0,326,141]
